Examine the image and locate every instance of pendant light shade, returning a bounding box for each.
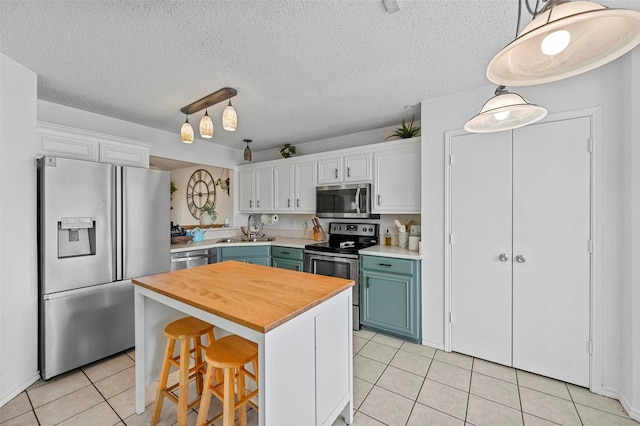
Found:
[181,115,194,144]
[222,99,238,131]
[487,1,640,86]
[243,139,252,162]
[464,87,548,133]
[199,109,214,138]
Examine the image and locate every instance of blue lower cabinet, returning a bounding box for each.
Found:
[218,245,271,266]
[271,246,304,272]
[360,255,421,343]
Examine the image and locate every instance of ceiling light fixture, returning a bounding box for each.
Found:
[222,99,238,131]
[179,87,237,141]
[243,139,253,162]
[487,0,640,86]
[199,109,214,139]
[464,86,548,133]
[181,115,194,144]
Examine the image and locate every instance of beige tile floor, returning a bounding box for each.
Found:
[1,330,638,426]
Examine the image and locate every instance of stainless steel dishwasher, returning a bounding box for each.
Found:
[170,248,217,271]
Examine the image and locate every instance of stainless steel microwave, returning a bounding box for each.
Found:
[316,183,375,218]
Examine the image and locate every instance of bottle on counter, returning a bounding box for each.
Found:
[385,228,392,245]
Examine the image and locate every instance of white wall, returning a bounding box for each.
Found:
[0,54,40,406]
[170,165,234,226]
[420,53,638,417]
[620,49,640,419]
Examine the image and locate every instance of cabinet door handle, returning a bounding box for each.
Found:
[257,200,260,208]
[378,263,392,267]
[281,251,290,255]
[297,198,300,207]
[515,254,526,263]
[287,198,291,208]
[366,278,370,288]
[499,253,509,262]
[377,194,381,205]
[335,168,338,179]
[347,167,351,178]
[249,200,252,208]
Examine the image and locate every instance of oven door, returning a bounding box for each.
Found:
[304,250,360,330]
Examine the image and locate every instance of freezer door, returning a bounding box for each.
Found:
[40,281,134,379]
[120,166,170,279]
[39,157,115,294]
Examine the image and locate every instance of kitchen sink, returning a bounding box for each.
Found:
[216,237,276,243]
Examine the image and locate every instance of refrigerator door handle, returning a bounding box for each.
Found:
[115,166,123,281]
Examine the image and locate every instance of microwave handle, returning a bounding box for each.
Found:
[355,187,361,214]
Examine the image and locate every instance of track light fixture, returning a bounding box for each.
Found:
[179,87,237,142]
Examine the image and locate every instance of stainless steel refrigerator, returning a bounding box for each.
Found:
[37,156,170,379]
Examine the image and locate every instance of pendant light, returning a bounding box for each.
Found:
[464,86,547,133]
[243,139,252,162]
[487,0,640,86]
[181,115,194,144]
[199,109,214,138]
[222,99,238,131]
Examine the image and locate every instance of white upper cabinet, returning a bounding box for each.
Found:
[272,161,316,213]
[317,157,343,185]
[37,122,149,168]
[372,138,420,213]
[317,153,371,185]
[294,160,316,212]
[239,166,273,212]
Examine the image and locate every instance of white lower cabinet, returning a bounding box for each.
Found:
[372,138,420,213]
[449,117,592,387]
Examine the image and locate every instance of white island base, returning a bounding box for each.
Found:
[134,284,353,425]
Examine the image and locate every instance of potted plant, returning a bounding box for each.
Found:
[385,115,420,140]
[279,143,297,158]
[199,202,217,226]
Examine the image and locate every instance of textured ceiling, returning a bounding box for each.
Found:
[2,0,639,152]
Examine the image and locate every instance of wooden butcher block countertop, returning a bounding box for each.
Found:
[132,261,354,333]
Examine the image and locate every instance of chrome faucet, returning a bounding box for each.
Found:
[247,214,257,239]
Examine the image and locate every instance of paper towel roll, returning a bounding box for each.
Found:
[260,214,279,225]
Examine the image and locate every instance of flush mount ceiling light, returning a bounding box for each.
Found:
[179,87,237,141]
[243,139,252,162]
[180,115,194,144]
[222,99,237,131]
[465,86,548,133]
[487,0,640,86]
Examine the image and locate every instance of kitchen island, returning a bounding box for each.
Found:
[132,260,354,425]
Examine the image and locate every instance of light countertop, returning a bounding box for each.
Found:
[359,245,423,260]
[170,236,314,253]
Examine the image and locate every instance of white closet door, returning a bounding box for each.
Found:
[450,132,513,366]
[512,117,591,387]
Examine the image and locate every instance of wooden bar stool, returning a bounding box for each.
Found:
[196,335,259,426]
[151,316,215,426]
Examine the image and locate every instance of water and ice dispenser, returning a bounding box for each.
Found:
[57,217,96,258]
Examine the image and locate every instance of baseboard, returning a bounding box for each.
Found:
[0,372,40,408]
[421,339,445,351]
[600,386,640,423]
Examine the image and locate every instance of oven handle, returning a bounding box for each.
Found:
[355,187,361,214]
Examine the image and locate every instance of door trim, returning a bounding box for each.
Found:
[443,107,603,393]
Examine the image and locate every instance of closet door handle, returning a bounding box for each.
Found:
[499,253,509,262]
[515,254,526,263]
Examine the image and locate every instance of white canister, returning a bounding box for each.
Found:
[409,235,420,251]
[399,231,409,248]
